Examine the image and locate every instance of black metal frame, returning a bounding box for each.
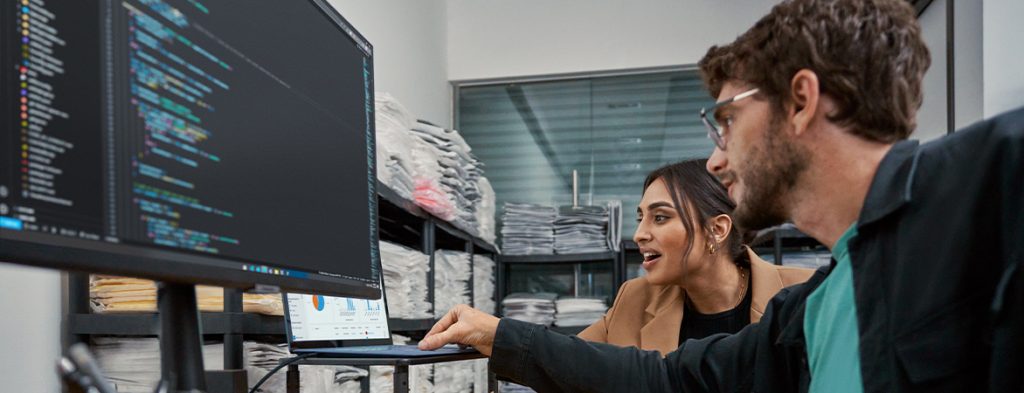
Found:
[281,352,491,393]
[748,225,824,265]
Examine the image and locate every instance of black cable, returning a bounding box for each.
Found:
[248,353,316,393]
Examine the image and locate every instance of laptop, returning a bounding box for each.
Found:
[283,281,478,358]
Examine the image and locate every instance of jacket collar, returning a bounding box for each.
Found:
[748,248,785,322]
[857,139,921,228]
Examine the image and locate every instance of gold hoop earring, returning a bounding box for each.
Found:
[707,242,717,255]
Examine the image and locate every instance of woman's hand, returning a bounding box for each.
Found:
[418,304,500,356]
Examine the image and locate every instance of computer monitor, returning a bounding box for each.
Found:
[1,0,381,300]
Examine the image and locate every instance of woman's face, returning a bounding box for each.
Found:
[634,178,711,286]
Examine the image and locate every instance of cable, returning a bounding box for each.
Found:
[248,353,316,393]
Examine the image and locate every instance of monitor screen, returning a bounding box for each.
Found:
[1,0,381,298]
[285,292,390,342]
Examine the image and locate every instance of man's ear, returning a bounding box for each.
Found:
[789,69,820,137]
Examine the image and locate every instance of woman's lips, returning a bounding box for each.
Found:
[642,255,661,270]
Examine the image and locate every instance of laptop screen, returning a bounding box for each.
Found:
[285,293,391,342]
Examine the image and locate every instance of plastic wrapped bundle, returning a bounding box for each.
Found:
[475,178,497,245]
[434,250,472,316]
[553,205,610,254]
[501,203,556,255]
[434,360,476,393]
[473,254,496,315]
[409,121,490,237]
[501,292,557,326]
[379,241,432,319]
[244,342,367,393]
[91,337,222,393]
[375,93,420,199]
[554,297,608,327]
[369,335,434,393]
[472,359,490,393]
[413,176,456,220]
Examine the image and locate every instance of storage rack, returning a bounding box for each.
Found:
[62,182,499,380]
[494,249,624,335]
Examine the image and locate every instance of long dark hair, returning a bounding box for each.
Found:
[642,159,748,268]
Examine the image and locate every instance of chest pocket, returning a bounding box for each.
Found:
[893,293,985,384]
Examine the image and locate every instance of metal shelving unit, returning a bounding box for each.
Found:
[494,248,624,333]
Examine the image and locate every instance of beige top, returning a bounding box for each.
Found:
[577,248,814,356]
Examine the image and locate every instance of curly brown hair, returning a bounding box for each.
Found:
[698,0,931,143]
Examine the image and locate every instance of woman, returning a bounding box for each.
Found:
[578,159,813,355]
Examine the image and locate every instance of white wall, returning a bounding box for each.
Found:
[327,0,451,126]
[916,0,948,141]
[0,264,61,392]
[915,0,984,142]
[918,0,1024,141]
[983,0,1024,118]
[446,0,779,81]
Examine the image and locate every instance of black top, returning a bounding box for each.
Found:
[678,274,753,344]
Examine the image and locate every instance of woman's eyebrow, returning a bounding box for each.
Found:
[646,201,673,211]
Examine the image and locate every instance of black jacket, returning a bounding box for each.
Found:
[489,106,1024,393]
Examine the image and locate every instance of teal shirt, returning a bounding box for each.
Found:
[804,224,863,393]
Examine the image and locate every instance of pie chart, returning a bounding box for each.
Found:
[312,295,325,311]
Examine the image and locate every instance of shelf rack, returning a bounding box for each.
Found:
[493,248,624,334]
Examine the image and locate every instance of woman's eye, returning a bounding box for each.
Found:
[654,215,668,223]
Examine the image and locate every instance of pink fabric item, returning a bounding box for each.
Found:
[413,178,456,220]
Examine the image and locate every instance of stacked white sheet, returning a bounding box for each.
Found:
[473,254,497,315]
[375,93,419,200]
[554,205,610,254]
[369,335,433,393]
[501,203,556,255]
[379,241,432,319]
[409,121,488,239]
[476,177,497,244]
[434,250,472,316]
[374,92,497,245]
[554,297,608,327]
[90,337,374,393]
[434,360,477,393]
[502,292,558,326]
[91,337,222,393]
[244,342,367,393]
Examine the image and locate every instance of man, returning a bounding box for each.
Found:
[419,0,1024,391]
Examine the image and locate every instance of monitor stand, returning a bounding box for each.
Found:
[157,282,207,392]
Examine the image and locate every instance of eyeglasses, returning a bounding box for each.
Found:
[700,88,759,150]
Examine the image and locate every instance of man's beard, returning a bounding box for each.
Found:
[731,115,810,230]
